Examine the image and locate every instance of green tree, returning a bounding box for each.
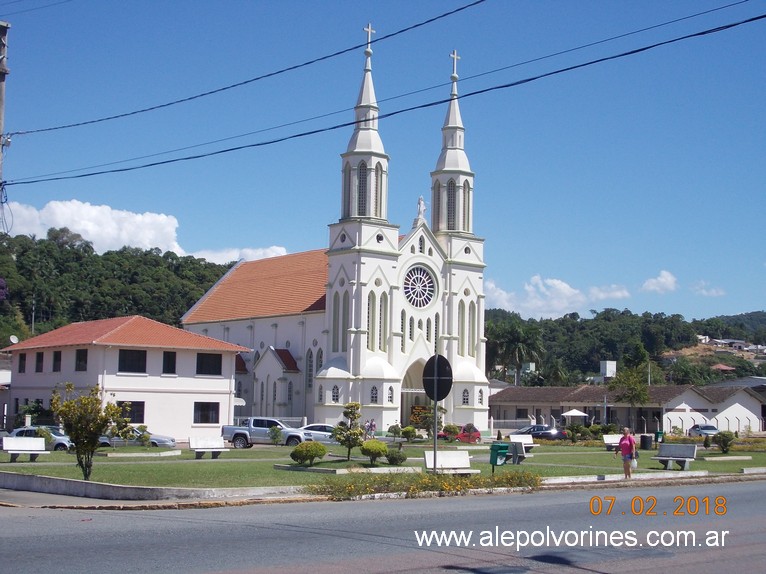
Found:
[360,439,388,465]
[608,366,649,429]
[50,383,132,481]
[331,402,365,460]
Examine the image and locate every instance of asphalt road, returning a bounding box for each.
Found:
[1,481,763,574]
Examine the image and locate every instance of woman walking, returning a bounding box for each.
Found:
[614,427,637,479]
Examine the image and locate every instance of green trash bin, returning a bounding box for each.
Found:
[490,442,509,469]
[654,431,664,445]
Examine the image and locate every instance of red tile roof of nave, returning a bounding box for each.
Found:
[5,316,249,353]
[182,249,328,325]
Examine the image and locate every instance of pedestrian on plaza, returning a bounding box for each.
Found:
[614,426,637,479]
[370,418,377,438]
[364,419,371,440]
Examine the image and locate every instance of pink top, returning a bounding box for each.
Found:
[619,434,636,456]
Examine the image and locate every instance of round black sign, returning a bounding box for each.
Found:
[422,354,453,401]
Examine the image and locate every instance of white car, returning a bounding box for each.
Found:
[300,424,337,444]
[688,424,719,437]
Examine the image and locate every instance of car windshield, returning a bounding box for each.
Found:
[701,425,717,430]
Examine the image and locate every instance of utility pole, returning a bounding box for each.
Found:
[0,20,10,223]
[0,21,9,179]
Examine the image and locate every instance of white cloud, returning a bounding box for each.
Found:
[190,246,287,265]
[7,200,287,265]
[589,284,630,301]
[485,276,587,319]
[691,280,725,297]
[641,270,678,294]
[10,199,183,254]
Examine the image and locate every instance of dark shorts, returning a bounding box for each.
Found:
[622,454,633,462]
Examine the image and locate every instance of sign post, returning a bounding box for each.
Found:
[423,354,453,473]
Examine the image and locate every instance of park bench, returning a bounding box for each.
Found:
[508,434,537,454]
[189,436,230,459]
[3,436,50,462]
[651,443,697,471]
[603,434,622,451]
[424,450,481,475]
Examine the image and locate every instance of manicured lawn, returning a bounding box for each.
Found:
[1,443,764,488]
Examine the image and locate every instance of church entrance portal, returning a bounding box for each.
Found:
[400,361,427,427]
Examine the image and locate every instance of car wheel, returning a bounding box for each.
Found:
[286,437,300,447]
[473,436,481,444]
[232,435,249,449]
[150,441,158,447]
[54,444,68,451]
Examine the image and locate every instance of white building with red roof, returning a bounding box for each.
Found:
[182,36,489,432]
[5,315,249,439]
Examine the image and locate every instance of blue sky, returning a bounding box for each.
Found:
[1,0,763,322]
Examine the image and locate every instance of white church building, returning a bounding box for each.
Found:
[182,37,489,432]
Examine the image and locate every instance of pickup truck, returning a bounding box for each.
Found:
[221,417,313,448]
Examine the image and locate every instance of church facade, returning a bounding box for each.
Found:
[182,37,489,432]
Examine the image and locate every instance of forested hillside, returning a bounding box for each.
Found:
[0,228,231,345]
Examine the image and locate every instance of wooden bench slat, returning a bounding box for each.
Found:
[650,443,697,471]
[423,450,481,475]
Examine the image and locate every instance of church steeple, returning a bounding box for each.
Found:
[340,23,389,222]
[431,50,474,234]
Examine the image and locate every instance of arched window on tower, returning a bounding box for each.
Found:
[342,292,350,352]
[357,161,368,216]
[478,389,484,406]
[418,236,425,253]
[400,311,407,352]
[426,318,432,342]
[306,349,314,389]
[287,381,293,402]
[374,163,383,217]
[332,385,340,403]
[432,181,441,228]
[273,381,277,402]
[463,181,471,231]
[387,386,394,403]
[342,163,351,219]
[458,300,466,356]
[409,316,415,341]
[367,292,376,351]
[468,302,477,358]
[370,386,378,404]
[447,179,457,230]
[316,349,323,371]
[332,292,340,352]
[462,388,470,406]
[434,313,440,353]
[379,292,388,351]
[318,385,323,403]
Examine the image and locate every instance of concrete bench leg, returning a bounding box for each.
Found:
[9,453,18,463]
[29,453,39,462]
[195,451,205,460]
[211,451,221,460]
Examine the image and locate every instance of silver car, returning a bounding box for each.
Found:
[688,424,719,437]
[100,427,176,448]
[300,424,337,444]
[11,426,74,451]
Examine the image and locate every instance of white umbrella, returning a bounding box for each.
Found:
[562,409,588,418]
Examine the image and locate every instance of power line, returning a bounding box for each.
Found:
[4,10,765,188]
[7,0,754,183]
[6,0,486,137]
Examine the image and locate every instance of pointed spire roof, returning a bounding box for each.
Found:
[345,23,386,155]
[434,50,471,173]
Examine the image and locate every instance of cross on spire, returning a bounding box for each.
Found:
[450,49,460,77]
[364,23,375,50]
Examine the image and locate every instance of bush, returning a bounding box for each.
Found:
[442,424,460,442]
[387,424,402,438]
[401,426,418,442]
[360,439,388,465]
[268,426,283,446]
[290,441,328,466]
[713,431,735,454]
[385,447,408,466]
[703,434,711,449]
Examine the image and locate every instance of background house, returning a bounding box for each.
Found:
[489,384,764,436]
[4,316,249,439]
